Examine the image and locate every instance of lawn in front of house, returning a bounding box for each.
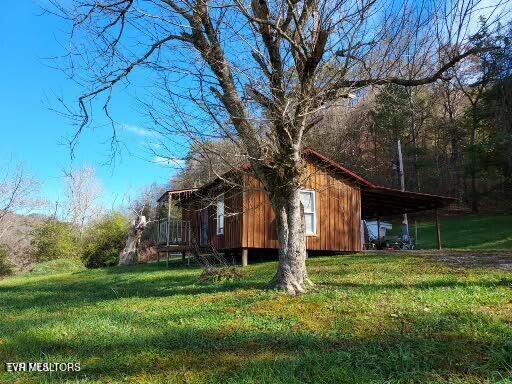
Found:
[1,254,511,383]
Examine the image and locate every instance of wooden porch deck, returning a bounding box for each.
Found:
[155,244,193,253]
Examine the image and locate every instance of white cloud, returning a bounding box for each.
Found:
[121,123,158,137]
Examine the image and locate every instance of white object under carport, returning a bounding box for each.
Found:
[365,220,392,240]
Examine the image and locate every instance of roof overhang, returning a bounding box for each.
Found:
[361,186,456,219]
[157,188,198,204]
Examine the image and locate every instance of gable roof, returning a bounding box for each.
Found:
[161,148,456,217]
[182,147,375,195]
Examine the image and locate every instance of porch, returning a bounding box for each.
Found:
[155,188,198,250]
[156,219,193,246]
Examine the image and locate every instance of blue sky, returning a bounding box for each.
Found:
[0,1,178,208]
[0,1,504,211]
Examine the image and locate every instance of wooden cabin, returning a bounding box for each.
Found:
[155,148,455,263]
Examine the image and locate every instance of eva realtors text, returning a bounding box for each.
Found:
[5,362,81,372]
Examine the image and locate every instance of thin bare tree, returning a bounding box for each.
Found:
[0,160,43,241]
[48,0,509,293]
[63,166,104,237]
[0,161,45,271]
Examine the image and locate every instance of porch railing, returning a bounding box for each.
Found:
[157,219,192,246]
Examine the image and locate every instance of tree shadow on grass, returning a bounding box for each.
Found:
[104,259,196,274]
[2,257,512,382]
[0,265,267,313]
[1,310,511,383]
[1,258,507,315]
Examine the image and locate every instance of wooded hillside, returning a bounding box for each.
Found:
[173,22,512,213]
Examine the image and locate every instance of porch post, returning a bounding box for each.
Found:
[157,201,161,244]
[241,249,248,267]
[435,208,442,250]
[166,193,172,246]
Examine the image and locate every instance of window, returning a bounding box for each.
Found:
[216,194,224,235]
[299,190,316,235]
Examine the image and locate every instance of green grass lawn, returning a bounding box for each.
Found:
[405,214,512,250]
[1,255,512,384]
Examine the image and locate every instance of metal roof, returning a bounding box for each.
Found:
[159,148,456,216]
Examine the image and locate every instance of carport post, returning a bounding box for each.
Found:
[435,208,442,250]
[241,249,248,267]
[377,217,381,246]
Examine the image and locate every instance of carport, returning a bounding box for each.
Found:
[361,186,457,249]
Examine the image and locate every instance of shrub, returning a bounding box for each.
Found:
[0,245,13,276]
[31,220,79,262]
[197,267,244,284]
[82,213,130,268]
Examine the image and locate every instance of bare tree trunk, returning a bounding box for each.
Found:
[270,189,311,295]
[119,215,147,266]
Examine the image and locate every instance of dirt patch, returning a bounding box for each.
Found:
[364,250,512,271]
[431,251,512,270]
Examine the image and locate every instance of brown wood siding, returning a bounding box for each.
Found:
[242,175,280,249]
[182,185,243,250]
[241,161,362,252]
[183,159,362,252]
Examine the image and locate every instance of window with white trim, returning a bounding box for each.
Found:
[299,190,316,235]
[216,194,224,235]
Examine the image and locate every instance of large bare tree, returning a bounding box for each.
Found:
[49,0,509,293]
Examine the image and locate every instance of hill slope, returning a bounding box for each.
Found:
[415,214,512,249]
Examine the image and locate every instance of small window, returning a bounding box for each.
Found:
[299,190,316,235]
[216,194,224,235]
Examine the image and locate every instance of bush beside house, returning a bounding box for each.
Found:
[81,213,130,268]
[30,220,80,262]
[27,213,130,271]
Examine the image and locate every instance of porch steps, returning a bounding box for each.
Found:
[189,242,232,269]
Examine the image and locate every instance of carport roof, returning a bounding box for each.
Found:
[361,186,456,219]
[304,147,456,218]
